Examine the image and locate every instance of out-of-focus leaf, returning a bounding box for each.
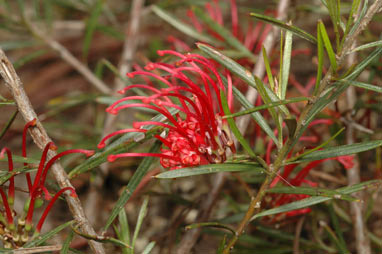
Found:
[186,222,235,235]
[13,49,48,69]
[193,6,255,61]
[155,163,264,179]
[83,0,103,60]
[151,5,216,44]
[142,242,156,254]
[0,110,17,140]
[0,167,36,186]
[250,12,317,43]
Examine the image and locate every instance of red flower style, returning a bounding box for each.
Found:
[0,119,94,246]
[99,50,236,169]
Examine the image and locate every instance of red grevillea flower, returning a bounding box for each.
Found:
[99,50,236,169]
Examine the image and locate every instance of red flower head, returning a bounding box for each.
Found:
[99,50,236,169]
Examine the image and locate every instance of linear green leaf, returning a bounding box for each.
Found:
[250,12,317,43]
[151,5,215,44]
[155,163,264,179]
[24,220,73,247]
[262,46,275,91]
[251,180,381,220]
[132,196,149,251]
[142,242,156,254]
[280,29,292,99]
[223,97,308,119]
[314,22,324,95]
[290,140,382,164]
[221,91,257,158]
[349,40,382,53]
[267,186,357,202]
[185,222,235,235]
[103,142,161,231]
[60,230,74,254]
[340,80,382,93]
[319,21,337,70]
[193,6,255,61]
[0,167,36,186]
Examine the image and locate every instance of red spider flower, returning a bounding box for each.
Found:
[0,119,94,247]
[99,50,236,169]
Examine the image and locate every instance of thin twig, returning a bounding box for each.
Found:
[23,16,112,95]
[0,48,105,254]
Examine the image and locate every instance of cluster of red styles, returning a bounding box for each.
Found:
[1,0,355,247]
[0,119,94,248]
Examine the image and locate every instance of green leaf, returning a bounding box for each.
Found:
[223,97,308,119]
[319,21,337,70]
[340,80,382,93]
[345,47,382,80]
[0,167,36,185]
[221,91,257,158]
[192,6,256,61]
[103,142,161,231]
[344,0,361,37]
[117,209,130,254]
[280,29,292,99]
[24,220,73,247]
[155,163,264,179]
[132,196,149,251]
[142,242,156,254]
[262,47,275,91]
[314,22,324,95]
[267,186,358,202]
[60,230,74,254]
[151,5,216,44]
[251,180,381,220]
[349,40,382,53]
[250,12,317,43]
[83,0,103,60]
[291,140,382,164]
[0,154,39,165]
